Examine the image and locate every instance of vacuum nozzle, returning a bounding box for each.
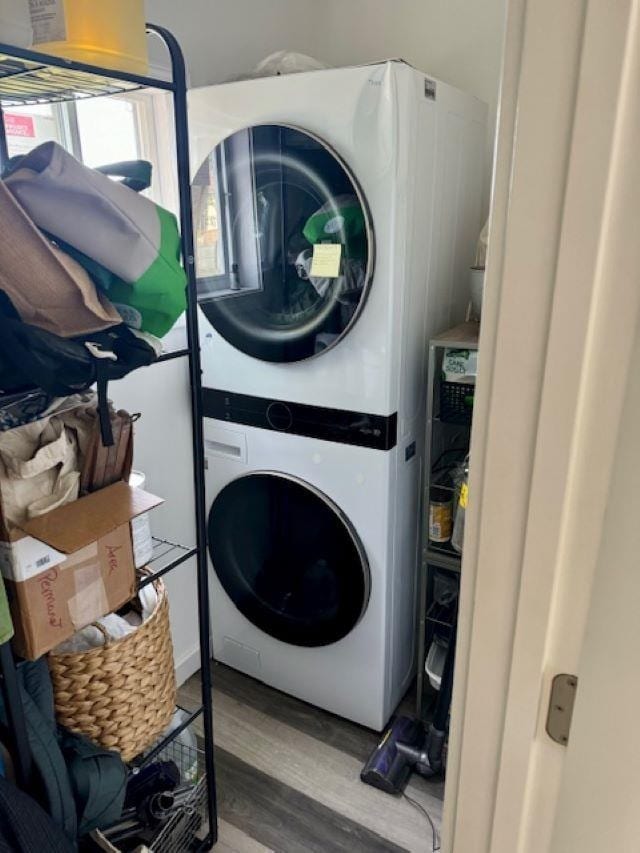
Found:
[360,715,427,795]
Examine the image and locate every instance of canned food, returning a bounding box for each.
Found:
[429,488,453,543]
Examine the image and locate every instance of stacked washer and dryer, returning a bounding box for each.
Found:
[189,61,486,730]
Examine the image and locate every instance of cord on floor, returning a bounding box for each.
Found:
[402,792,441,852]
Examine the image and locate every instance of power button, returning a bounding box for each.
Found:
[266,401,293,431]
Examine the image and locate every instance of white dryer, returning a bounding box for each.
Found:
[189,60,487,429]
[203,417,421,730]
[191,62,486,729]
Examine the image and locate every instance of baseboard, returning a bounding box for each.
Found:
[174,643,204,687]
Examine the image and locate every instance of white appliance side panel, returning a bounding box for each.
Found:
[394,65,438,436]
[203,421,395,729]
[190,65,402,415]
[424,83,488,343]
[385,436,423,720]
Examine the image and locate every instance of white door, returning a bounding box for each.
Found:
[445,0,640,851]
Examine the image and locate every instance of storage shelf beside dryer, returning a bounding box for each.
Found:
[416,322,479,721]
[426,546,462,573]
[0,26,218,850]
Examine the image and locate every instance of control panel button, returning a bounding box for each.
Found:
[266,401,293,431]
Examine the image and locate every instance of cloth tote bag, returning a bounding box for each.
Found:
[4,142,187,338]
[0,181,120,337]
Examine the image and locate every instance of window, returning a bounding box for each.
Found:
[3,102,63,156]
[3,90,178,215]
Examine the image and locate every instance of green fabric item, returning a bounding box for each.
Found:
[59,730,127,837]
[50,205,187,339]
[106,205,187,338]
[0,576,13,645]
[0,659,128,841]
[0,660,79,840]
[303,196,366,248]
[4,144,187,339]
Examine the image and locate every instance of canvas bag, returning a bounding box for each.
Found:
[0,181,121,338]
[4,142,187,338]
[67,403,135,494]
[0,413,81,535]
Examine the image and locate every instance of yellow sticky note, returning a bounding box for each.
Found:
[310,243,342,278]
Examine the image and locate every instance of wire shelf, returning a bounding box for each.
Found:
[138,537,196,589]
[100,732,209,852]
[133,705,203,770]
[151,775,208,853]
[0,42,174,106]
[0,54,142,106]
[149,740,208,853]
[0,25,217,846]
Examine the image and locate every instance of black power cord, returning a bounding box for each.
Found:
[402,791,441,852]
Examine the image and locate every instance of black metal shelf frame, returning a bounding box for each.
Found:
[0,25,218,849]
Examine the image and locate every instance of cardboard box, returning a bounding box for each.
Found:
[0,482,163,660]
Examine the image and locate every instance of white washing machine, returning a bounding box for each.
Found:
[189,60,487,429]
[203,417,421,731]
[191,61,486,729]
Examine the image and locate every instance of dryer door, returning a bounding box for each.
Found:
[193,124,374,363]
[208,472,370,647]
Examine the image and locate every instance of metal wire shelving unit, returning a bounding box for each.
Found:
[0,26,218,850]
[416,321,479,720]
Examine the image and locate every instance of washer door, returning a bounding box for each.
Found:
[208,473,370,647]
[193,124,374,363]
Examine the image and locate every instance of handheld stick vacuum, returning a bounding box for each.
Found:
[361,630,456,794]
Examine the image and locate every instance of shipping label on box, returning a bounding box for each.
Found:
[0,536,66,582]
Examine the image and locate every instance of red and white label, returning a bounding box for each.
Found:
[4,114,36,138]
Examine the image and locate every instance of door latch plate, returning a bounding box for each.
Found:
[546,673,578,746]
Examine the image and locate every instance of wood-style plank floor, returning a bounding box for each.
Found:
[178,663,444,853]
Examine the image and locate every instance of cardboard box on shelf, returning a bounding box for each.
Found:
[0,482,163,660]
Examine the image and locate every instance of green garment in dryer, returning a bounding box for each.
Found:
[303,194,367,260]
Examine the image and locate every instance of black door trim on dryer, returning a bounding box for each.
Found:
[207,471,371,647]
[202,388,397,451]
[193,123,376,364]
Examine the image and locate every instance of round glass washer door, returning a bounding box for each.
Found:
[207,473,370,647]
[193,124,375,363]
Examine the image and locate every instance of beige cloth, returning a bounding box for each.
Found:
[0,181,120,337]
[0,397,96,534]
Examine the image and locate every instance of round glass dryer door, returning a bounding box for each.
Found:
[208,473,370,647]
[193,124,374,362]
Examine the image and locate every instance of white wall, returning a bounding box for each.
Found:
[315,1,505,114]
[146,0,318,86]
[312,0,507,207]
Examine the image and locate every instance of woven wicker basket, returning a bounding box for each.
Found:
[48,579,176,762]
